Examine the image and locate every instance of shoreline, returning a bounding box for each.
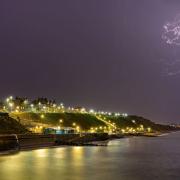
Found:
[0,131,178,155]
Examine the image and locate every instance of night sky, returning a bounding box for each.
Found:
[1,0,180,123]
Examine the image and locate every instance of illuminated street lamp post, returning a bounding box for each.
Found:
[9,102,14,112]
[59,119,63,127]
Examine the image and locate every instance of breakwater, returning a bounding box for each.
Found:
[0,133,110,153]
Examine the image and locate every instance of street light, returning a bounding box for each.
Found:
[40,114,45,119]
[24,100,28,105]
[9,96,13,100]
[31,104,34,108]
[89,109,94,113]
[59,119,63,123]
[147,127,152,133]
[9,103,13,107]
[9,102,14,112]
[76,126,80,133]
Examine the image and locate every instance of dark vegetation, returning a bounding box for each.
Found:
[105,115,178,132]
[0,112,178,134]
[15,113,107,130]
[0,113,28,134]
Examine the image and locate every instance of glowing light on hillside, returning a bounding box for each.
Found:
[24,100,28,104]
[9,96,13,100]
[89,109,94,113]
[122,113,128,117]
[6,98,10,103]
[147,127,152,133]
[9,103,14,107]
[132,120,136,124]
[40,114,45,119]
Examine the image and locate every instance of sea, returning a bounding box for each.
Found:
[0,132,180,180]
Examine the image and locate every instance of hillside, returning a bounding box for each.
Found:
[0,113,29,134]
[11,113,108,131]
[102,115,177,132]
[10,112,178,133]
[0,111,177,134]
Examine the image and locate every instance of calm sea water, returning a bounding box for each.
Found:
[0,132,180,180]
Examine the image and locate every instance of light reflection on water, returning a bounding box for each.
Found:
[0,132,180,180]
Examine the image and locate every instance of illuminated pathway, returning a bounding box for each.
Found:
[95,115,117,130]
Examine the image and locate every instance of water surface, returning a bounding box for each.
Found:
[0,132,180,180]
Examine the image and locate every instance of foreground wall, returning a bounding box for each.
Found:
[0,133,109,152]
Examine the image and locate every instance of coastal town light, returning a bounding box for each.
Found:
[89,109,95,113]
[24,100,28,105]
[9,96,13,100]
[132,120,136,124]
[121,129,125,133]
[76,126,80,133]
[115,113,119,116]
[6,98,10,102]
[9,103,14,107]
[81,108,86,113]
[40,114,45,119]
[147,127,152,132]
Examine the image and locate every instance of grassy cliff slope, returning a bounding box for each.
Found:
[0,113,28,134]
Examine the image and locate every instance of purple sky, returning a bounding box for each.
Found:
[1,0,180,123]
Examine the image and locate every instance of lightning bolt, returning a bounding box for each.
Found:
[162,14,180,45]
[161,14,180,76]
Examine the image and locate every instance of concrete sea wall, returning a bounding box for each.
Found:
[0,133,109,152]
